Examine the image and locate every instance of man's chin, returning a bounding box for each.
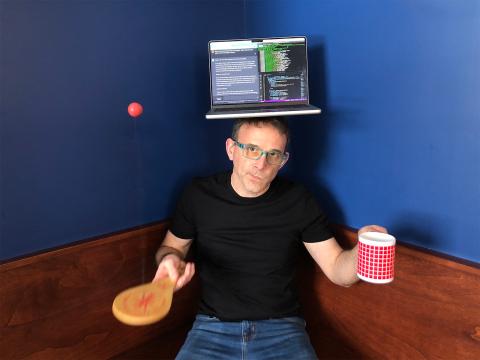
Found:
[245,182,268,196]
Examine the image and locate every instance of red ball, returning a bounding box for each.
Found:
[128,102,143,118]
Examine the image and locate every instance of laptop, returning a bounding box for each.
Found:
[205,36,321,120]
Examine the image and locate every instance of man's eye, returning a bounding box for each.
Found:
[247,145,259,152]
[268,151,280,158]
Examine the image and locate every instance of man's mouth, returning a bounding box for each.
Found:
[248,173,262,181]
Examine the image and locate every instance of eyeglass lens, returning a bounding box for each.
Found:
[244,145,283,165]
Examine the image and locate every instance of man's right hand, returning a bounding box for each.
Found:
[153,253,195,292]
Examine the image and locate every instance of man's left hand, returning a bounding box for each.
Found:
[358,225,388,236]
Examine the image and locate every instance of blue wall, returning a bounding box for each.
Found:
[245,0,480,262]
[0,0,243,260]
[2,0,479,263]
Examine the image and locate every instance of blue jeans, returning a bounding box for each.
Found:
[176,314,318,360]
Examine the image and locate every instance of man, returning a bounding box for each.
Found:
[154,117,387,359]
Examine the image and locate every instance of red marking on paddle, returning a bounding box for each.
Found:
[137,292,155,314]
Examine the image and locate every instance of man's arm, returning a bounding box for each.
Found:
[304,225,387,287]
[155,230,192,264]
[153,230,194,291]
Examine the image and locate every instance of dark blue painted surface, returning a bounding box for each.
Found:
[245,0,480,262]
[2,0,479,263]
[0,0,242,260]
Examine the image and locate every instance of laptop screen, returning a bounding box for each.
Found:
[208,37,310,108]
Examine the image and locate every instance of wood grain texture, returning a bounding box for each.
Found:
[299,225,480,360]
[0,222,200,359]
[2,222,479,359]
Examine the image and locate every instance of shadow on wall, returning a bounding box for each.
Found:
[284,39,345,225]
[390,212,448,250]
[163,51,232,215]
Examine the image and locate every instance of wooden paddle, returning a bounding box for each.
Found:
[112,277,175,326]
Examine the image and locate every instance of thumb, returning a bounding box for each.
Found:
[165,260,181,284]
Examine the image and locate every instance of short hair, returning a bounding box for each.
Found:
[231,117,290,144]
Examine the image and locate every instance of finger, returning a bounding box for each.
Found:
[175,263,191,289]
[175,263,195,290]
[164,260,182,283]
[369,225,388,233]
[152,264,169,282]
[359,225,388,235]
[183,263,195,282]
[178,261,186,276]
[190,263,195,278]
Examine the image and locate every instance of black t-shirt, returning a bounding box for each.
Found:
[170,171,333,321]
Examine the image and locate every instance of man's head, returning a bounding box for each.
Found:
[226,117,290,198]
[231,117,290,145]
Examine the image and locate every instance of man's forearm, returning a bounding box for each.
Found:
[332,244,360,287]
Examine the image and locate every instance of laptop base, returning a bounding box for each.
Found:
[205,106,321,120]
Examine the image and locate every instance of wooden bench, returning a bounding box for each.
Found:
[1,222,479,359]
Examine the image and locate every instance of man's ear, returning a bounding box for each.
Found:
[226,138,235,160]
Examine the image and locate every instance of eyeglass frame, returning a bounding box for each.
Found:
[232,139,290,166]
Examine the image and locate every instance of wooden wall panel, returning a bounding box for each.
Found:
[2,222,479,359]
[299,225,480,360]
[0,223,200,359]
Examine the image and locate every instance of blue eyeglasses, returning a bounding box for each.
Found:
[234,140,289,166]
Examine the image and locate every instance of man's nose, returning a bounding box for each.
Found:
[254,154,268,169]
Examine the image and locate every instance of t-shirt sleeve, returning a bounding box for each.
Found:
[170,182,196,240]
[301,192,334,243]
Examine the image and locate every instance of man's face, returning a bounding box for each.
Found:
[226,123,288,197]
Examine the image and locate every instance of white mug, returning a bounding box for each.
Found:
[357,232,396,284]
